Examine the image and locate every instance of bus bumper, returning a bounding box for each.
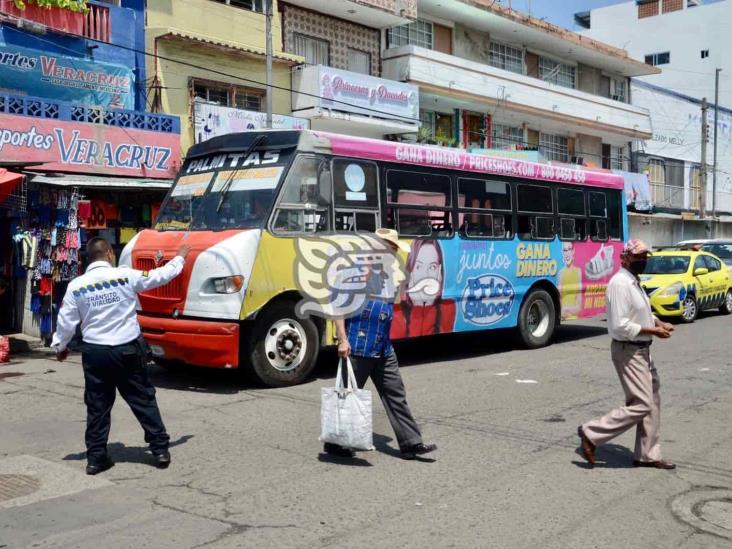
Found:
[138,315,240,368]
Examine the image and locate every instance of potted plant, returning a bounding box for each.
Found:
[2,0,88,35]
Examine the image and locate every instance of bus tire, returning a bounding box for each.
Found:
[247,302,320,387]
[516,289,556,349]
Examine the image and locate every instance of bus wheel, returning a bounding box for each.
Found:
[248,302,320,387]
[517,289,556,349]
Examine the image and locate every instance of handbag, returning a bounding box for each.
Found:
[320,357,374,451]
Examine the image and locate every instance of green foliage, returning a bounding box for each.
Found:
[13,0,89,14]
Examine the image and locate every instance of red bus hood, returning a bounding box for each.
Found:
[120,229,261,319]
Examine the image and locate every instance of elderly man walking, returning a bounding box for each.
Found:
[578,239,676,469]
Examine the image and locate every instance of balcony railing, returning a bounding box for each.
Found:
[0,92,180,134]
[650,182,685,210]
[83,2,111,43]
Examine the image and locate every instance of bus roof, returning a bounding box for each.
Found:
[301,131,624,190]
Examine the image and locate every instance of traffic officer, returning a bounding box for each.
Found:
[51,237,190,475]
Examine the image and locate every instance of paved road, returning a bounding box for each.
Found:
[1,312,731,548]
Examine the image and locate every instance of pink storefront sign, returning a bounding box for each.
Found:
[318,132,624,189]
[0,113,180,179]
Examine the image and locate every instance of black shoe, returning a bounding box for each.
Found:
[400,443,437,460]
[323,442,355,458]
[86,457,114,475]
[153,450,171,469]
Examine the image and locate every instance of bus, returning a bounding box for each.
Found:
[120,130,627,387]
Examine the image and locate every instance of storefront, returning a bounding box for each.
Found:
[0,105,180,342]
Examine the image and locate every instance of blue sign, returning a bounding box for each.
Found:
[0,43,135,110]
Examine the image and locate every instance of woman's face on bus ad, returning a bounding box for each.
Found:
[409,243,442,306]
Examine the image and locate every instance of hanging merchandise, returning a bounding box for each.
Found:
[77,200,92,220]
[87,201,107,229]
[119,227,138,244]
[102,202,119,221]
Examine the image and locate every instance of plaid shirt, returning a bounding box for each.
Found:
[345,299,394,358]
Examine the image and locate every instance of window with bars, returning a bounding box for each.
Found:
[292,33,330,66]
[610,145,625,170]
[210,0,264,13]
[539,133,569,163]
[193,80,265,111]
[492,124,524,150]
[387,20,433,49]
[539,57,576,89]
[489,42,524,74]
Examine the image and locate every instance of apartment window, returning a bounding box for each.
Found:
[539,133,569,163]
[701,49,709,59]
[645,52,671,66]
[489,42,523,74]
[193,80,265,111]
[610,78,627,102]
[610,145,624,170]
[210,0,264,12]
[492,124,524,150]
[387,20,433,50]
[348,48,371,75]
[539,57,576,89]
[293,33,330,66]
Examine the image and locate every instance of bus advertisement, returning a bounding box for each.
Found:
[120,130,627,387]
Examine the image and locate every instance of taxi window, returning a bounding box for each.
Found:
[703,255,722,272]
[694,255,707,271]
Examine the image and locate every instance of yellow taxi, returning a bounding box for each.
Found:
[640,250,732,323]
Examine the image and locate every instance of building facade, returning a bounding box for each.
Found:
[0,0,180,339]
[145,0,303,153]
[380,0,657,171]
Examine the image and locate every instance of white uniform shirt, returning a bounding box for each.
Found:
[51,256,184,352]
[606,266,655,342]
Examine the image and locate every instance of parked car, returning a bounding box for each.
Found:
[676,239,732,267]
[640,249,732,323]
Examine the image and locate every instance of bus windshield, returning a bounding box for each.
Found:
[155,166,284,231]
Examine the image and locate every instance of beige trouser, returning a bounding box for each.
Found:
[582,341,662,462]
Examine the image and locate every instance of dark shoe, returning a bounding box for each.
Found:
[577,426,596,466]
[86,457,114,476]
[323,442,355,458]
[400,443,437,460]
[633,459,676,470]
[153,450,171,469]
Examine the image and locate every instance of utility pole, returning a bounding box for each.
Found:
[712,68,721,219]
[265,0,273,129]
[700,98,708,219]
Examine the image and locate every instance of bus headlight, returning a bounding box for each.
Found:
[659,282,683,297]
[212,275,244,294]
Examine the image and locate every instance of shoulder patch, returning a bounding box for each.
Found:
[142,270,149,277]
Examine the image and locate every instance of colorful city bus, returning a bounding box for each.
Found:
[120,130,627,387]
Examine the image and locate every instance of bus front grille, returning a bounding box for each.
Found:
[135,257,183,300]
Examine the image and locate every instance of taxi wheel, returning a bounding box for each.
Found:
[682,295,698,323]
[720,290,732,315]
[247,301,320,387]
[517,289,556,349]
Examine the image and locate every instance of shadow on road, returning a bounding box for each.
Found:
[147,323,608,393]
[62,434,194,465]
[572,443,635,469]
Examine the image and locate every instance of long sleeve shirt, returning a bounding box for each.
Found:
[51,257,185,352]
[605,267,655,342]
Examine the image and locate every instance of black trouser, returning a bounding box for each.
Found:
[343,352,423,451]
[81,338,169,463]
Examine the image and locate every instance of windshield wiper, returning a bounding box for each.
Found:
[216,134,268,214]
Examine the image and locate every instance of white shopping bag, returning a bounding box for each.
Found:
[320,357,374,451]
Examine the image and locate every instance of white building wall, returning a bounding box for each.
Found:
[580,0,732,106]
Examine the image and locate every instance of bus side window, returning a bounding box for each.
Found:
[589,191,609,242]
[606,190,622,240]
[517,184,554,240]
[332,159,379,233]
[386,170,453,238]
[271,155,331,234]
[557,187,586,241]
[457,178,513,239]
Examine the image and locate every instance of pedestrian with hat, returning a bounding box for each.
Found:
[578,239,676,469]
[325,228,437,461]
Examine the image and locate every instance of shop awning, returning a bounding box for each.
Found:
[27,173,173,190]
[0,168,23,200]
